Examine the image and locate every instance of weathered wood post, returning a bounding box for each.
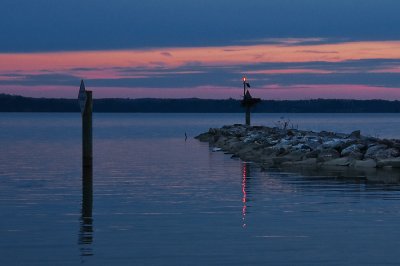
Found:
[78,80,93,170]
[78,80,94,257]
[81,166,93,223]
[78,79,93,213]
[78,79,93,223]
[241,76,260,126]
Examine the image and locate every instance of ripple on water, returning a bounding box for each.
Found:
[2,113,400,265]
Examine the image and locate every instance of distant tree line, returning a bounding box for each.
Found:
[1,94,400,113]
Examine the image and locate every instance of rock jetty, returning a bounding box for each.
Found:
[196,124,400,171]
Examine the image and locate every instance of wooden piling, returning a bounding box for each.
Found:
[78,80,94,257]
[82,151,93,218]
[82,90,93,170]
[78,80,93,210]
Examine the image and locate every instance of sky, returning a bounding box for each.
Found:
[1,0,400,99]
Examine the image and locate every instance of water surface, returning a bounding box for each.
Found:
[1,113,400,265]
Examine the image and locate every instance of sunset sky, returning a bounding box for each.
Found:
[2,0,400,99]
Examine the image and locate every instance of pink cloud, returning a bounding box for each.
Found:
[1,40,400,74]
[369,66,400,73]
[2,39,400,99]
[247,69,333,75]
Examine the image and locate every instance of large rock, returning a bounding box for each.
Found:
[292,143,312,151]
[195,132,212,142]
[378,138,396,148]
[352,159,377,168]
[225,140,245,153]
[304,139,321,150]
[377,158,400,168]
[347,151,364,160]
[272,156,293,165]
[272,138,296,150]
[341,144,365,157]
[240,149,264,162]
[305,150,320,158]
[295,158,318,166]
[322,157,352,167]
[365,145,399,160]
[286,150,308,161]
[220,138,240,151]
[260,147,278,157]
[317,149,340,162]
[364,144,387,159]
[349,130,361,139]
[276,147,290,156]
[281,158,318,167]
[243,132,264,143]
[225,125,247,137]
[272,150,306,164]
[322,138,356,151]
[235,143,261,157]
[378,148,400,159]
[321,139,345,149]
[214,136,227,147]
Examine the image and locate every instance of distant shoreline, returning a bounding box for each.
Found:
[2,93,400,113]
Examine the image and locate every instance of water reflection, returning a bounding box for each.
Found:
[291,166,400,185]
[241,162,251,228]
[79,167,93,258]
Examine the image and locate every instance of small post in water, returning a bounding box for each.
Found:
[78,80,93,170]
[78,80,94,258]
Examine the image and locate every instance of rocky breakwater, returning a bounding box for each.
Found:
[195,124,400,171]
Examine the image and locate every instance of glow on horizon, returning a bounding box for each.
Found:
[3,84,400,100]
[1,39,400,99]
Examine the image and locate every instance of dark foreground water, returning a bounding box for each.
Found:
[1,113,400,265]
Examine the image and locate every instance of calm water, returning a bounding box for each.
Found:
[2,113,400,265]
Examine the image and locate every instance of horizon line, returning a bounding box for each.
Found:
[2,93,400,102]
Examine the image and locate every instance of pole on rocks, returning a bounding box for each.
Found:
[241,76,260,126]
[245,106,251,125]
[243,76,247,97]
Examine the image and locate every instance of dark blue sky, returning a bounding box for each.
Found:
[2,0,400,52]
[1,0,400,99]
